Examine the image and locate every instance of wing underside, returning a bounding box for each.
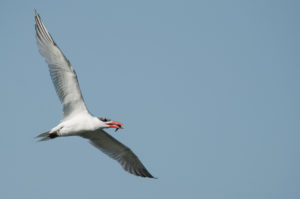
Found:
[35,10,88,119]
[81,130,154,178]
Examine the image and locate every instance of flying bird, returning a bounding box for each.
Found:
[34,10,154,178]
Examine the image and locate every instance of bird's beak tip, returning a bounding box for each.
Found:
[107,121,124,131]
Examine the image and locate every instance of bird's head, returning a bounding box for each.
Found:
[98,117,124,132]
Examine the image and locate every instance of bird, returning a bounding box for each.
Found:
[34,9,154,178]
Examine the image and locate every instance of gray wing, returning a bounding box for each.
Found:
[81,130,154,178]
[34,10,88,120]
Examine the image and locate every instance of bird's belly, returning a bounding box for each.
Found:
[59,116,101,136]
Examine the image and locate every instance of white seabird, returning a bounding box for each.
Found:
[34,10,154,178]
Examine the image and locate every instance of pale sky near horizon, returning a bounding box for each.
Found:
[0,0,299,199]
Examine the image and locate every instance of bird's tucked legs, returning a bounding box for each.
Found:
[49,132,58,138]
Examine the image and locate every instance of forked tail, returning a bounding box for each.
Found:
[36,131,58,141]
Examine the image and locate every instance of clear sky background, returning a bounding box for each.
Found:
[0,0,299,198]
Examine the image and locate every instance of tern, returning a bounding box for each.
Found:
[34,10,154,178]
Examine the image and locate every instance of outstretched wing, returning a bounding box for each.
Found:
[81,130,155,178]
[34,10,88,120]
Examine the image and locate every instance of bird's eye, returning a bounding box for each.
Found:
[98,117,111,122]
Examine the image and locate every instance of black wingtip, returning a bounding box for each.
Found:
[146,175,158,179]
[136,168,157,179]
[152,176,158,179]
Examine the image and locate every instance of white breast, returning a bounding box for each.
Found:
[57,114,104,136]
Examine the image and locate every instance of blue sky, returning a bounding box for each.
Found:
[0,0,299,198]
